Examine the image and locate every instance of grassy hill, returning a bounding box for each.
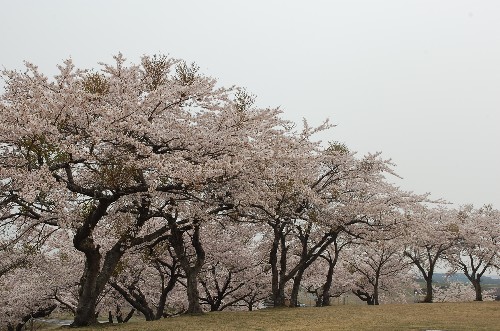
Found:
[50,301,500,331]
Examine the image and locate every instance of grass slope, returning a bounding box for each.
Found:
[68,302,500,331]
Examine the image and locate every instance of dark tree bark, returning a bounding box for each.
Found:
[268,219,340,308]
[269,222,286,307]
[288,226,340,308]
[305,240,347,307]
[123,308,135,322]
[320,248,339,306]
[107,306,135,324]
[290,269,305,307]
[72,196,170,326]
[424,273,434,303]
[472,279,483,301]
[72,199,114,326]
[168,218,205,314]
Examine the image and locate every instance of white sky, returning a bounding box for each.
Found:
[1,0,499,209]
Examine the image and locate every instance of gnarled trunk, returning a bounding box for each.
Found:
[72,199,113,326]
[73,256,101,325]
[73,196,160,326]
[168,219,205,314]
[186,269,203,313]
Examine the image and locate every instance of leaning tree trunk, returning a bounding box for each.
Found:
[320,261,335,306]
[109,281,156,321]
[290,269,305,307]
[109,254,179,321]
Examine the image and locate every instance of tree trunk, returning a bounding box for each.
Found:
[109,281,155,321]
[423,276,433,303]
[315,294,323,307]
[124,309,135,322]
[353,289,375,305]
[472,279,483,301]
[186,267,203,313]
[72,199,113,327]
[269,224,286,307]
[154,270,178,319]
[168,220,205,314]
[373,281,379,305]
[321,261,335,306]
[290,270,304,307]
[73,250,101,326]
[464,266,483,302]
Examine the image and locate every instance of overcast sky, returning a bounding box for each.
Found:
[1,0,499,208]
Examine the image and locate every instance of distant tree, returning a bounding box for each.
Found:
[403,206,456,302]
[444,205,500,301]
[433,282,476,303]
[348,233,412,305]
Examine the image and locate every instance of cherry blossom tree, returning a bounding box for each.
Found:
[433,281,476,302]
[197,222,267,311]
[0,229,80,330]
[0,54,299,324]
[403,206,456,302]
[444,205,499,301]
[347,234,412,305]
[237,130,326,307]
[0,256,57,331]
[239,136,423,308]
[5,51,499,328]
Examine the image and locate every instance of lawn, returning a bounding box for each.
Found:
[59,301,500,331]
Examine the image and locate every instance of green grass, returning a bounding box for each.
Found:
[64,301,500,331]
